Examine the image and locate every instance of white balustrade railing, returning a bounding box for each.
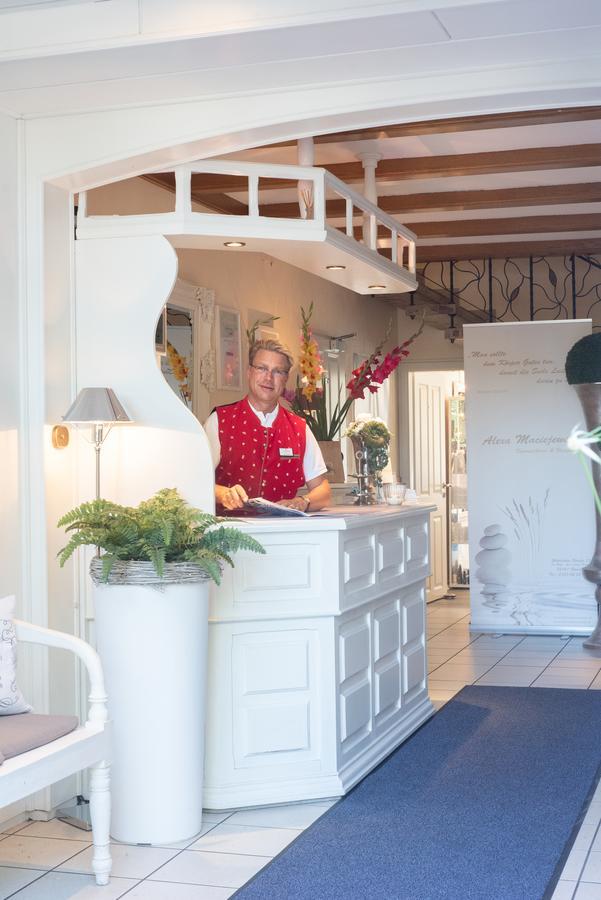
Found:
[78,159,416,278]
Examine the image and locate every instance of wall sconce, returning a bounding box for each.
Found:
[62,388,132,499]
[324,332,356,358]
[51,425,70,449]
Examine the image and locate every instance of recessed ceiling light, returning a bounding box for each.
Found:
[326,264,346,271]
[368,284,387,290]
[223,241,246,248]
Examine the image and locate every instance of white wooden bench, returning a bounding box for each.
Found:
[0,620,111,885]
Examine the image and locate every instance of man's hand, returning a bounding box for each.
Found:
[277,496,310,512]
[218,484,249,510]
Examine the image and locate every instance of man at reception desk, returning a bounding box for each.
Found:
[204,339,332,513]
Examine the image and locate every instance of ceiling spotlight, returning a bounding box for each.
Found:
[368,284,387,290]
[326,264,346,271]
[223,241,246,248]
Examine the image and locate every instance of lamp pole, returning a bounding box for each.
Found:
[93,424,105,500]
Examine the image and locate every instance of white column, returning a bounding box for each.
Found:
[297,136,315,220]
[357,152,382,248]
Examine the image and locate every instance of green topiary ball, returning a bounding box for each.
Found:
[565,333,601,385]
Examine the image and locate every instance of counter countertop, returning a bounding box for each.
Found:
[233,503,435,533]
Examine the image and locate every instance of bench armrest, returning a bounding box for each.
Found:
[14,620,108,728]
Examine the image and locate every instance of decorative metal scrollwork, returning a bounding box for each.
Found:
[421,255,601,336]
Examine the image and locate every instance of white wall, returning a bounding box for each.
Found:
[75,236,214,512]
[0,112,21,604]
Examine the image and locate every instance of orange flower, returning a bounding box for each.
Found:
[166,341,191,400]
[299,302,323,401]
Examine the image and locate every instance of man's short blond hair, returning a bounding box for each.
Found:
[249,339,294,372]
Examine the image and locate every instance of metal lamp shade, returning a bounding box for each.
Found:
[63,388,131,424]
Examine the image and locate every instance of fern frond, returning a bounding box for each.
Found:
[57,488,264,581]
[101,553,118,582]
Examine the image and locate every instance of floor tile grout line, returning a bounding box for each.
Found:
[572,816,601,890]
[136,875,246,890]
[0,835,123,900]
[5,831,92,844]
[429,630,527,680]
[0,822,34,841]
[2,870,56,900]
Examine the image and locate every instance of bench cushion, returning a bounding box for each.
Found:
[0,713,78,762]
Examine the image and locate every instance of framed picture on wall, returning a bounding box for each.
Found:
[257,324,279,343]
[216,305,242,390]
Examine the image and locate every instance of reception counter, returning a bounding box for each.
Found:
[203,504,435,810]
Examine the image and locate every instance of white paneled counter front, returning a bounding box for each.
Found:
[204,505,435,810]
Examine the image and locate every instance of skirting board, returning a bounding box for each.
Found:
[471,624,592,637]
[338,696,435,795]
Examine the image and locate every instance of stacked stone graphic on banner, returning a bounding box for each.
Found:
[475,524,511,608]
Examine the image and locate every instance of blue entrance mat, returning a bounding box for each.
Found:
[234,686,601,899]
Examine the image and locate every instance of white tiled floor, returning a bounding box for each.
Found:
[3,596,601,899]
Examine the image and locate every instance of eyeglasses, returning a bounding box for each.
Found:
[250,364,290,379]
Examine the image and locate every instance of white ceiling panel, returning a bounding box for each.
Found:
[0,11,448,88]
[372,169,601,194]
[400,203,601,223]
[435,0,601,39]
[3,25,601,118]
[0,0,139,57]
[0,0,95,9]
[140,0,459,36]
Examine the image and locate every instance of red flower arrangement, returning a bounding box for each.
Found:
[347,319,424,400]
[288,308,424,441]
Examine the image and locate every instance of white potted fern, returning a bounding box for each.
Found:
[58,488,264,844]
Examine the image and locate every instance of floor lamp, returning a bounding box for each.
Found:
[58,387,131,831]
[62,387,132,500]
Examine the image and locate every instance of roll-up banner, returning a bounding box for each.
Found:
[464,320,594,635]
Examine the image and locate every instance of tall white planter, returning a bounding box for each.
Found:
[93,566,209,844]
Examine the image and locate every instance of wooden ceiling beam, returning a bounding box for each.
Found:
[264,107,601,147]
[188,145,601,193]
[352,213,601,241]
[259,183,601,218]
[415,238,601,262]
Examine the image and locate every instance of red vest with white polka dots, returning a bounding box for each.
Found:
[215,398,306,502]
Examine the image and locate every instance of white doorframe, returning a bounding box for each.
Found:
[398,358,464,601]
[398,358,463,486]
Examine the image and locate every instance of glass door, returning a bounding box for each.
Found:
[447,395,469,588]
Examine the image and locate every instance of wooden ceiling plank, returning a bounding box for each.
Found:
[416,237,601,262]
[352,213,601,241]
[189,145,601,193]
[262,107,601,148]
[259,183,601,218]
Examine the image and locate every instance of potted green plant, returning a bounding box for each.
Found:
[57,488,264,845]
[58,487,264,584]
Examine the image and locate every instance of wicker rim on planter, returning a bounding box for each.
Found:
[90,558,212,586]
